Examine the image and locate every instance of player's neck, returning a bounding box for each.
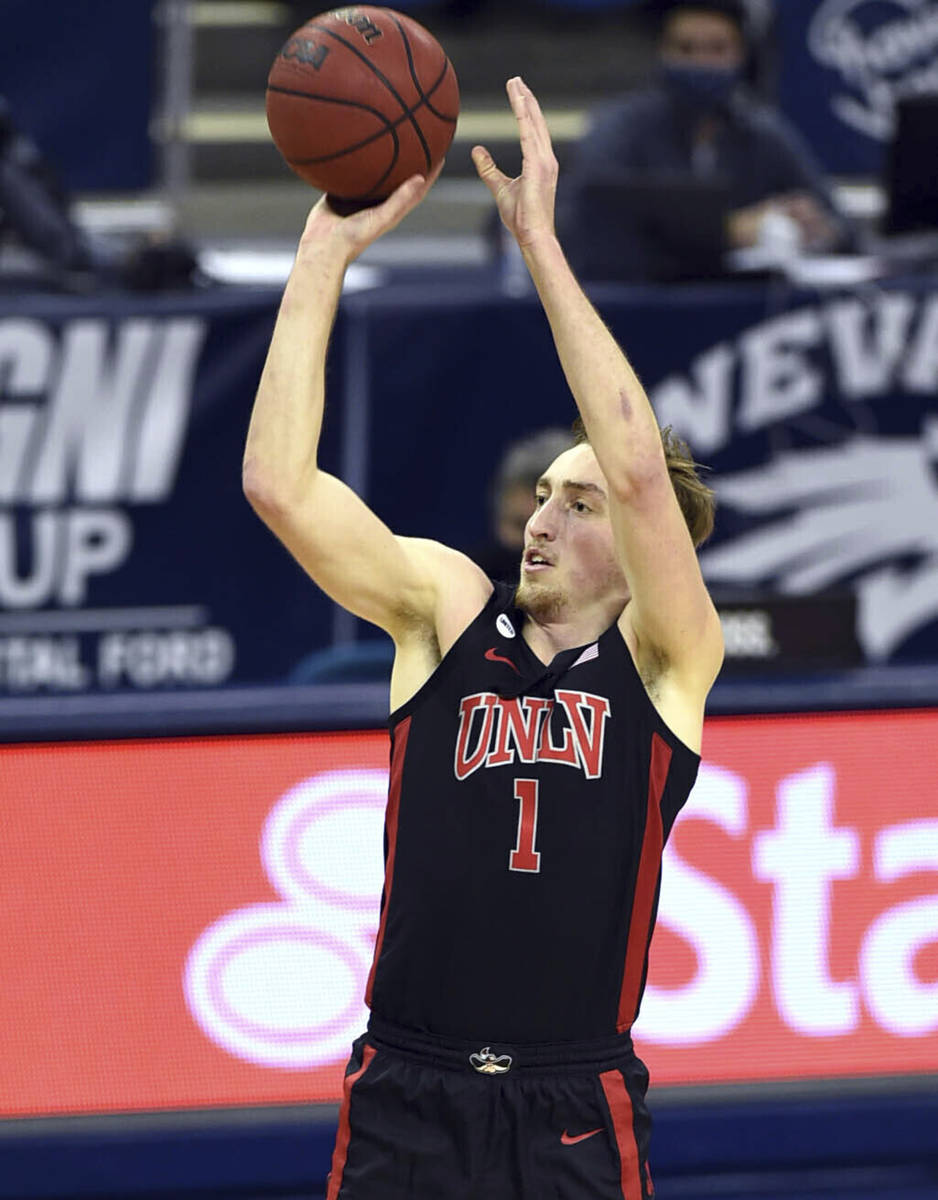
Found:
[521,603,620,665]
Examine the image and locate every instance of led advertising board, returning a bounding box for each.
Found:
[2,711,936,1117]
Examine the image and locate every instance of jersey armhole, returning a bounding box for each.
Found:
[388,581,508,729]
[606,622,702,765]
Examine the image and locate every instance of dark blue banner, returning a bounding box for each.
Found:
[0,288,346,695]
[352,277,938,666]
[775,0,938,177]
[0,1,155,190]
[3,272,936,697]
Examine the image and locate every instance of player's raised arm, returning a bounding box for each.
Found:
[473,78,723,692]
[242,172,487,640]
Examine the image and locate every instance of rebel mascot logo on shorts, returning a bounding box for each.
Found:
[469,1046,513,1075]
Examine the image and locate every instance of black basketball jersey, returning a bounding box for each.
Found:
[365,582,700,1044]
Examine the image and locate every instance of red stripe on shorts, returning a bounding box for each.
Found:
[599,1066,642,1200]
[365,715,411,1006]
[616,732,672,1032]
[326,1043,377,1200]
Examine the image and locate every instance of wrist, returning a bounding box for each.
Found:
[519,233,566,284]
[520,232,572,289]
[297,204,357,267]
[519,231,563,262]
[294,229,352,275]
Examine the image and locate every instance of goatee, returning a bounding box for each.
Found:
[514,578,567,623]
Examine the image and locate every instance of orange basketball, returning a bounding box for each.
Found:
[265,6,459,205]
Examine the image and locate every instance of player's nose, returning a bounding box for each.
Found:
[526,502,557,540]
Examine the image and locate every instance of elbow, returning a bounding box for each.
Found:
[242,458,288,521]
[607,454,668,507]
[243,455,319,523]
[595,420,668,504]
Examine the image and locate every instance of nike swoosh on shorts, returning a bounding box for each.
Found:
[560,1127,603,1145]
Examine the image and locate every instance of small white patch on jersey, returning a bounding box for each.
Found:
[496,614,516,639]
[571,643,599,669]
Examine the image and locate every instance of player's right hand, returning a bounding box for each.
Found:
[300,161,444,264]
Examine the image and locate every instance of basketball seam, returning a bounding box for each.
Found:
[267,84,397,156]
[389,13,457,125]
[416,60,458,124]
[356,130,400,198]
[268,73,458,196]
[269,83,450,169]
[306,21,432,170]
[267,83,401,195]
[269,15,458,198]
[268,84,396,126]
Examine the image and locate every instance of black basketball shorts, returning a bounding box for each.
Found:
[325,1018,655,1200]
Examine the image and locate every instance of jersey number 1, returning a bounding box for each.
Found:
[509,779,541,873]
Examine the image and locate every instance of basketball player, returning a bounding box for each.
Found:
[244,76,723,1200]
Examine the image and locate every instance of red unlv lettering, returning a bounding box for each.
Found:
[454,691,610,780]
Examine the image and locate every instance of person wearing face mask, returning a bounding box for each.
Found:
[556,0,855,282]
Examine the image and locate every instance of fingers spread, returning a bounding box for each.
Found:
[507,76,535,153]
[519,81,552,156]
[472,145,508,194]
[506,76,555,167]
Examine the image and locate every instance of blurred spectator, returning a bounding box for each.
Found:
[556,0,856,282]
[0,95,107,286]
[0,95,202,293]
[467,427,575,584]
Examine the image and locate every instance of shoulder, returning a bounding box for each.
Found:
[615,604,722,755]
[735,95,814,153]
[617,599,723,700]
[397,537,491,599]
[388,543,496,712]
[573,88,670,163]
[395,537,494,650]
[563,88,671,186]
[585,86,668,134]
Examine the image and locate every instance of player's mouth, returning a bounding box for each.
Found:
[523,548,554,572]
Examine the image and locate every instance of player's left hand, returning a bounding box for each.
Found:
[472,77,558,250]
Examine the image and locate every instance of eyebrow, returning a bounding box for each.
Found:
[536,477,607,499]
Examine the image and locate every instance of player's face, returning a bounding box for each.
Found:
[515,445,629,622]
